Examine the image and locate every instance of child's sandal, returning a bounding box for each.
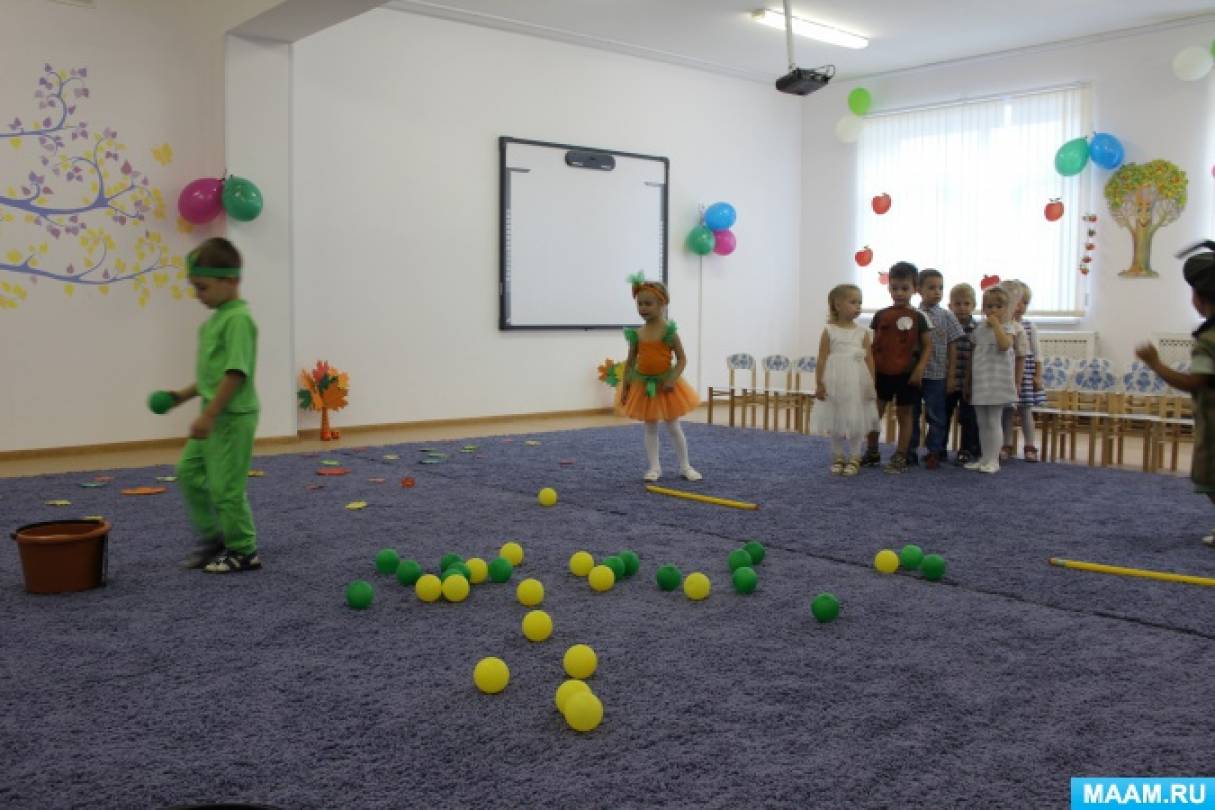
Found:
[842,459,860,477]
[830,457,845,475]
[1023,446,1039,463]
[999,445,1012,461]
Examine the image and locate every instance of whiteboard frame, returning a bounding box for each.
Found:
[499,136,669,330]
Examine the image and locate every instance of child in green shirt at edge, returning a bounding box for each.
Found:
[161,237,262,573]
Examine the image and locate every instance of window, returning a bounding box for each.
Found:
[855,86,1090,316]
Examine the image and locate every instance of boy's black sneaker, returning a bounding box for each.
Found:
[860,449,882,467]
[203,548,262,574]
[181,536,224,570]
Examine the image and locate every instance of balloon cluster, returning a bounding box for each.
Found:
[1172,39,1215,82]
[177,175,264,224]
[686,202,737,256]
[1079,213,1098,276]
[835,87,871,144]
[1054,132,1124,177]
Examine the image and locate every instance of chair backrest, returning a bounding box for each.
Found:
[726,353,756,389]
[1122,360,1167,395]
[1040,356,1072,391]
[793,356,817,390]
[762,354,792,390]
[1070,358,1118,393]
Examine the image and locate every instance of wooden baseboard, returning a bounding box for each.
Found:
[0,407,618,461]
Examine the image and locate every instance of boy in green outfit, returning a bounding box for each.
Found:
[1135,240,1215,548]
[161,237,262,573]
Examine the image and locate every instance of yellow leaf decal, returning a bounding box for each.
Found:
[153,271,167,288]
[63,284,74,297]
[38,243,47,254]
[5,249,21,263]
[176,217,194,234]
[152,143,173,165]
[99,286,109,296]
[9,138,20,150]
[171,285,182,300]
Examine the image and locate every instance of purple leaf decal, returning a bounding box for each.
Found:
[42,117,51,128]
[74,88,84,98]
[102,270,109,279]
[9,117,20,130]
[78,68,87,77]
[121,160,132,175]
[20,186,29,196]
[69,215,78,222]
[66,105,75,114]
[50,228,61,238]
[42,185,53,195]
[44,63,52,72]
[66,263,75,274]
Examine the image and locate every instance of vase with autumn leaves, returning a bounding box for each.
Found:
[298,361,349,441]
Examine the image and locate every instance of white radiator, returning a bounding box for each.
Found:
[1038,331,1096,361]
[1150,332,1195,369]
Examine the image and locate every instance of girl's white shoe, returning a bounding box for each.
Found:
[680,467,703,481]
[643,468,661,482]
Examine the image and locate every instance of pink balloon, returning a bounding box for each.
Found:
[712,229,737,256]
[178,177,224,224]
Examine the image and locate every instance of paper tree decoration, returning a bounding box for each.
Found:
[297,361,349,441]
[597,358,624,388]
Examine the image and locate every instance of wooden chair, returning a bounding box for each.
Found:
[791,356,817,433]
[1151,394,1194,473]
[759,354,803,432]
[1104,361,1168,469]
[1052,360,1118,465]
[706,353,758,427]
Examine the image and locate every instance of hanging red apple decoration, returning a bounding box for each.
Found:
[1044,198,1064,222]
[855,246,873,266]
[980,275,1001,290]
[878,271,889,285]
[871,193,892,215]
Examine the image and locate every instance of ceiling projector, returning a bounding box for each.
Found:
[775,66,832,96]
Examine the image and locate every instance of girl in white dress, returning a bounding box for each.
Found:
[810,284,880,476]
[964,285,1023,474]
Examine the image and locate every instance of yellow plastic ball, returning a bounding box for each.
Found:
[415,573,442,603]
[683,572,711,601]
[538,487,558,507]
[500,541,524,566]
[569,550,595,577]
[516,577,545,607]
[587,564,615,592]
[563,643,598,679]
[563,690,604,732]
[466,557,488,584]
[874,549,900,574]
[442,573,470,602]
[522,609,553,642]
[473,656,510,694]
[555,678,591,712]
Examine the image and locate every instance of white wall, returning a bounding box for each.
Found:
[0,0,280,452]
[800,21,1215,369]
[291,8,803,429]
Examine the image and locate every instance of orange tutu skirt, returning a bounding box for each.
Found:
[615,377,700,422]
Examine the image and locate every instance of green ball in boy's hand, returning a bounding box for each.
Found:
[148,390,175,414]
[346,579,374,609]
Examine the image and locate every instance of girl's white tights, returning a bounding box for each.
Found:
[830,435,865,459]
[1001,405,1036,449]
[645,420,701,481]
[976,404,1005,469]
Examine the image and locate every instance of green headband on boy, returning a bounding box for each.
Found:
[186,249,241,279]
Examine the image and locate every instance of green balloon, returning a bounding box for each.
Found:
[743,540,766,565]
[395,559,422,586]
[811,593,840,623]
[1054,137,1090,177]
[921,554,947,582]
[346,579,374,609]
[847,87,872,116]
[374,548,400,575]
[727,548,752,572]
[603,556,626,581]
[488,556,513,583]
[440,553,464,572]
[899,544,924,570]
[619,550,640,578]
[686,225,715,256]
[441,563,470,581]
[731,566,758,594]
[656,564,682,591]
[221,175,263,222]
[147,390,174,415]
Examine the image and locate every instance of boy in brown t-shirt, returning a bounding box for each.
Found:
[863,261,932,474]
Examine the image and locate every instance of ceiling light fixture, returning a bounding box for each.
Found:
[751,8,868,50]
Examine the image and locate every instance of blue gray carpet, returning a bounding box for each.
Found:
[2,423,1213,809]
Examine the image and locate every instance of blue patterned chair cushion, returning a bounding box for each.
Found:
[1071,359,1118,392]
[795,356,817,373]
[727,353,755,371]
[762,354,791,372]
[1122,361,1166,395]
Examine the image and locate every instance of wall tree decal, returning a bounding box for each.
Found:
[1104,159,1188,278]
[0,64,183,309]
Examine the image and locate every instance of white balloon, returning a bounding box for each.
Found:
[1172,46,1213,82]
[835,114,863,144]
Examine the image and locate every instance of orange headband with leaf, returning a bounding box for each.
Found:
[627,272,668,304]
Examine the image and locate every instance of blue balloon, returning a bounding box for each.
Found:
[1089,132,1124,171]
[703,202,736,232]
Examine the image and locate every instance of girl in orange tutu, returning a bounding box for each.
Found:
[618,273,702,481]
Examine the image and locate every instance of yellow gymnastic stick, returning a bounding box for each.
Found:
[1048,557,1215,588]
[644,484,759,511]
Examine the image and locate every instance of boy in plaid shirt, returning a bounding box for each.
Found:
[946,283,981,463]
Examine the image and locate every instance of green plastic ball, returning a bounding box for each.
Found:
[731,566,758,594]
[656,564,682,591]
[440,553,464,571]
[374,548,400,575]
[743,540,766,565]
[727,548,752,572]
[603,556,626,580]
[900,544,924,570]
[346,579,374,609]
[440,566,467,581]
[921,554,947,582]
[811,593,840,623]
[619,550,640,577]
[148,390,175,415]
[395,559,422,586]
[488,556,513,583]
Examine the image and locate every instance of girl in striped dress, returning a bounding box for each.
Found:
[1001,280,1046,461]
[965,285,1022,474]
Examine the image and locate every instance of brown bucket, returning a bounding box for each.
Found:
[11,519,110,594]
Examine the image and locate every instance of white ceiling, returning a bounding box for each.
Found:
[386,0,1215,83]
